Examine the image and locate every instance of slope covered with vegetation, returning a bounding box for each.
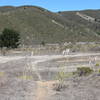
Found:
[0,6,100,45]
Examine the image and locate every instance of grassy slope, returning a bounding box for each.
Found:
[0,6,100,45]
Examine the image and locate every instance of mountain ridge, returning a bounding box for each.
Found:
[0,5,100,45]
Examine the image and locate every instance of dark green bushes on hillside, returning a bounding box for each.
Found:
[0,28,20,49]
[96,32,100,35]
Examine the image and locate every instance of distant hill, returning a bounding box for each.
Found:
[0,6,100,45]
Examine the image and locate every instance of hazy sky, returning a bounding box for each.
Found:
[0,0,100,12]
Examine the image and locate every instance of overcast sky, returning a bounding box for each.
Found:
[0,0,100,12]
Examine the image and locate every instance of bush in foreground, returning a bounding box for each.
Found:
[73,67,93,76]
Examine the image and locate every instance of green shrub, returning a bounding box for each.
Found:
[98,69,100,73]
[41,41,46,46]
[95,63,100,67]
[56,71,65,83]
[0,28,20,49]
[74,67,93,76]
[55,71,73,91]
[97,32,100,35]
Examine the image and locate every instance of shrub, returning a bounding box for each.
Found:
[41,41,46,46]
[95,63,100,67]
[54,70,66,91]
[97,69,100,76]
[53,82,66,91]
[98,69,100,73]
[74,67,93,76]
[97,32,100,35]
[55,71,73,91]
[0,28,20,49]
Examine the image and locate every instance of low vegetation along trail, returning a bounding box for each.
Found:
[0,52,100,100]
[30,53,100,100]
[30,55,63,100]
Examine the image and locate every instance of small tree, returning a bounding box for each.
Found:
[0,28,20,49]
[41,41,46,46]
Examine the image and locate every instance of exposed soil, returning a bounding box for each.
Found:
[0,52,100,100]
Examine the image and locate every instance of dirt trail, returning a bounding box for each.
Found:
[0,56,24,63]
[32,53,100,100]
[36,81,48,100]
[0,53,100,100]
[36,81,58,100]
[30,55,64,81]
[0,52,100,64]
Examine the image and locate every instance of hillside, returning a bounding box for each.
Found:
[0,6,100,45]
[59,10,100,33]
